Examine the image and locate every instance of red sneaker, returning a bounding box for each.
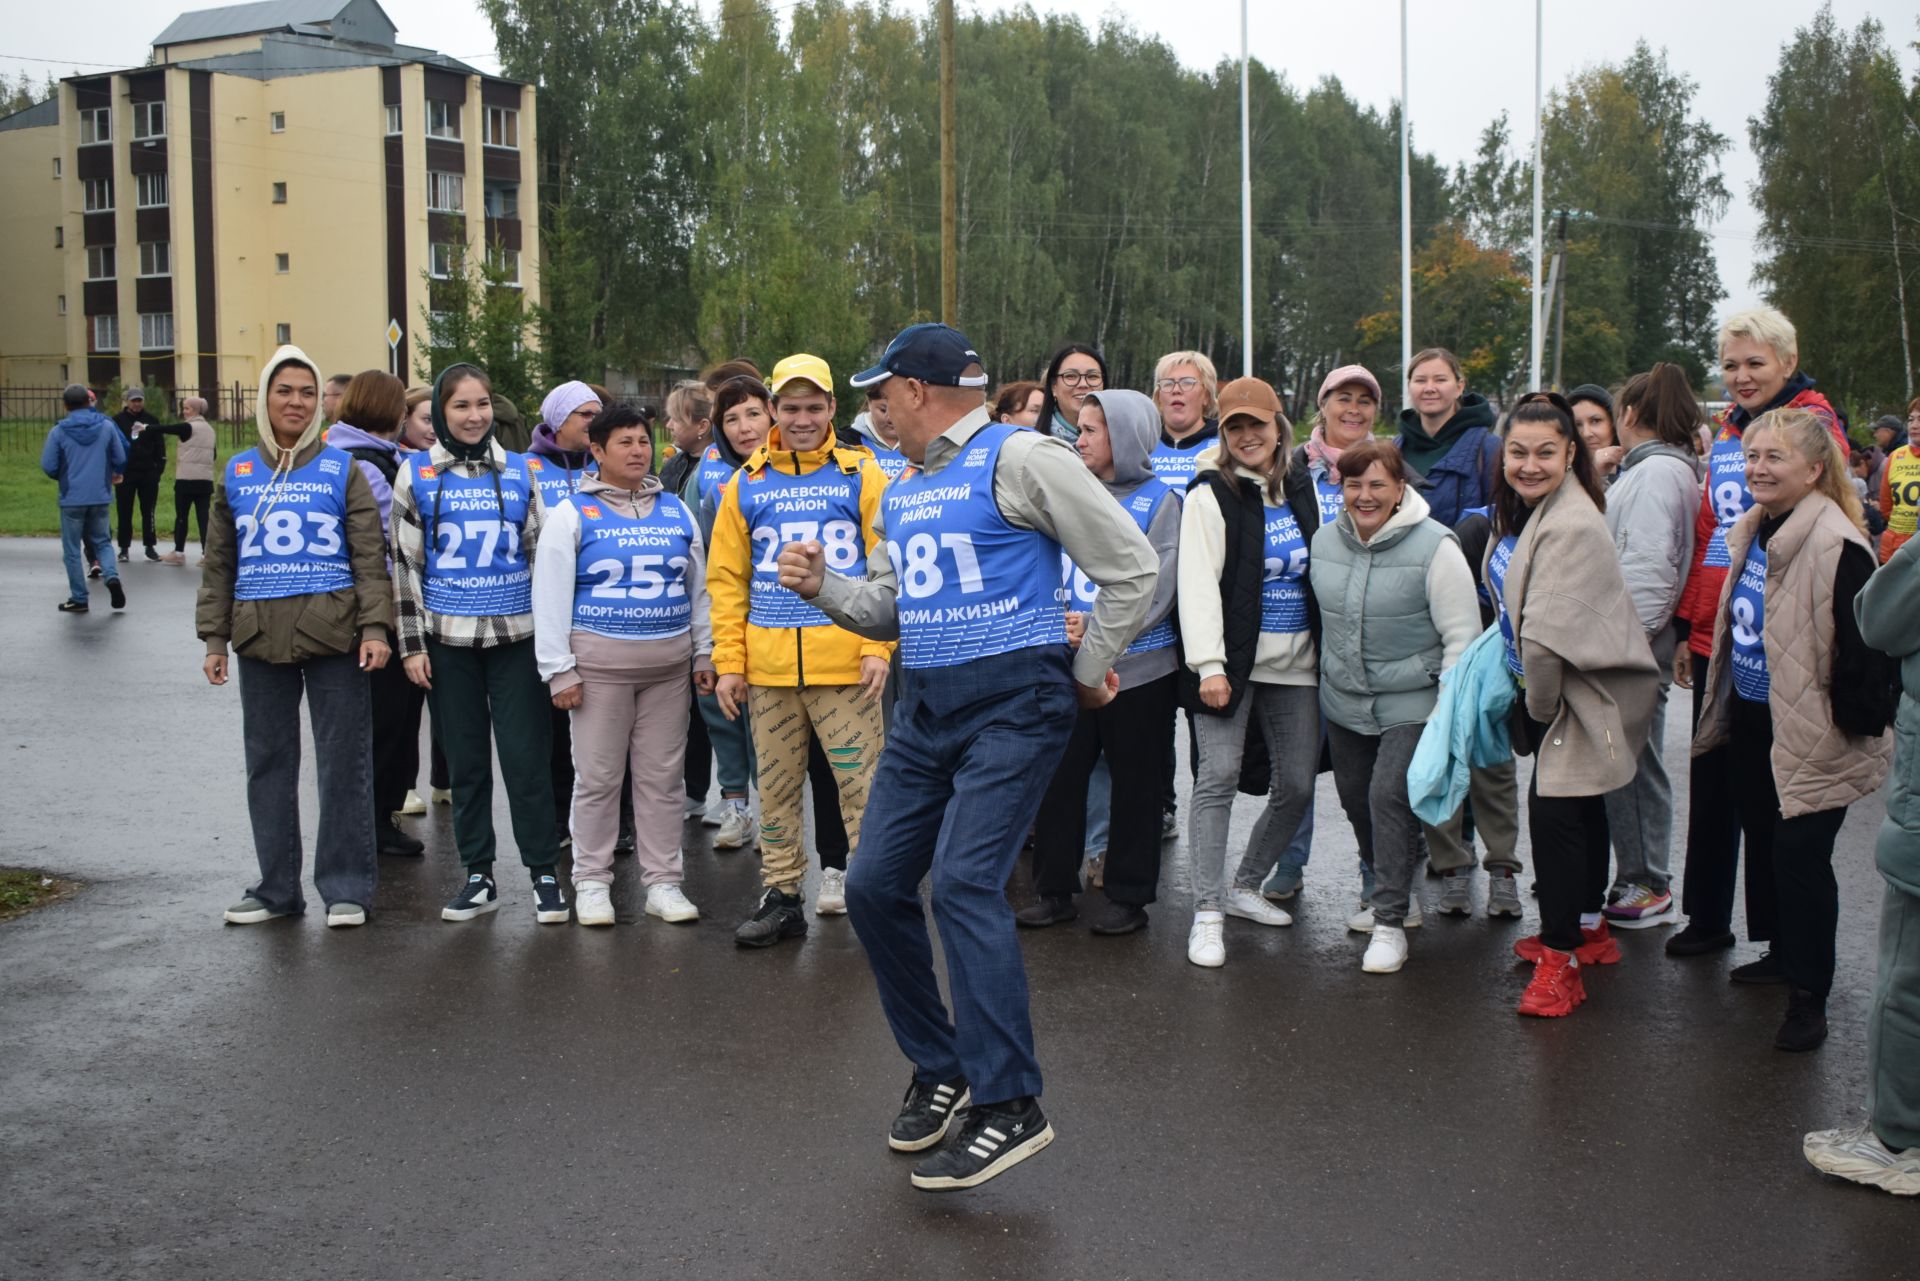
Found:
[1518,947,1587,1018]
[1514,920,1621,967]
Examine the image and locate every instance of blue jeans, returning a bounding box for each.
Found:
[846,646,1076,1105]
[59,505,116,603]
[695,689,755,795]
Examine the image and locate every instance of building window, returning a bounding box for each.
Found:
[272,181,287,204]
[276,323,291,345]
[428,310,453,343]
[139,240,170,277]
[86,245,115,280]
[429,242,457,279]
[489,246,520,286]
[79,106,110,145]
[136,172,168,208]
[52,157,62,179]
[57,294,67,316]
[484,182,518,219]
[84,177,113,211]
[132,101,166,141]
[426,170,464,213]
[270,111,286,133]
[60,363,69,382]
[384,103,401,135]
[275,253,289,274]
[485,106,518,149]
[140,312,174,350]
[426,99,460,140]
[54,225,64,248]
[92,314,118,353]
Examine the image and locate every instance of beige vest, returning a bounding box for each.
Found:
[1694,492,1892,817]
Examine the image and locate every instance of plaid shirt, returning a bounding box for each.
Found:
[390,439,545,657]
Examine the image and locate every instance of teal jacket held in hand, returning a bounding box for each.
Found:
[1408,623,1516,827]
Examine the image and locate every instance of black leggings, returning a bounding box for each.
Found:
[172,480,213,552]
[1525,717,1612,953]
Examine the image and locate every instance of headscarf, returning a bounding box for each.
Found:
[539,380,600,435]
[431,363,497,464]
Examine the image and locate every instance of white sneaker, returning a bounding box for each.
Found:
[431,787,452,805]
[683,796,707,820]
[399,789,427,816]
[1187,913,1226,968]
[713,803,755,850]
[575,881,616,927]
[816,867,848,916]
[1347,897,1425,933]
[645,882,700,923]
[1362,924,1409,973]
[1225,886,1293,927]
[700,800,726,828]
[1803,1122,1920,1196]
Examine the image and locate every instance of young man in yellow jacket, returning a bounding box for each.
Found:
[710,354,893,946]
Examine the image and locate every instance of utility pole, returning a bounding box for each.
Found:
[1528,0,1544,391]
[1550,211,1569,390]
[939,0,957,326]
[1399,0,1411,407]
[1239,0,1252,376]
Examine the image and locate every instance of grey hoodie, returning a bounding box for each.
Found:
[1084,389,1182,688]
[1605,438,1700,669]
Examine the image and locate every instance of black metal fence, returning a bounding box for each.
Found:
[1,384,259,454]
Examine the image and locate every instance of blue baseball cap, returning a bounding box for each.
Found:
[849,323,990,390]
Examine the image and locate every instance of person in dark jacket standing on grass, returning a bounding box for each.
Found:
[1394,348,1500,528]
[113,387,173,562]
[197,346,393,928]
[42,383,128,613]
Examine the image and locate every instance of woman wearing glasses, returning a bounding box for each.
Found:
[1149,351,1220,491]
[1036,344,1107,444]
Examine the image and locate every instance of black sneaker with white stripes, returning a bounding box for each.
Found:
[888,1074,970,1152]
[910,1095,1054,1190]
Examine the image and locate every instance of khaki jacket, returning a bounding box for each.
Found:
[1694,492,1893,818]
[195,345,393,662]
[1498,481,1660,797]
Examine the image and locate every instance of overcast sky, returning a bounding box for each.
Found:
[9,0,1918,324]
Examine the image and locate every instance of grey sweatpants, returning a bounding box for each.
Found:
[1187,682,1319,912]
[1327,720,1425,928]
[1869,880,1920,1152]
[1604,684,1674,893]
[1423,758,1521,875]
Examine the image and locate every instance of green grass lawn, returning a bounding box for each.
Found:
[1,420,246,538]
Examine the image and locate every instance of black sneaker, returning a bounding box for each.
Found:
[1014,895,1077,928]
[107,578,126,609]
[144,547,162,562]
[375,817,424,857]
[1666,923,1736,957]
[117,549,130,563]
[1088,901,1149,935]
[888,1074,971,1152]
[1775,988,1828,1052]
[441,873,499,921]
[532,874,569,924]
[734,887,807,948]
[57,599,89,613]
[910,1096,1055,1191]
[88,563,102,580]
[1731,951,1787,985]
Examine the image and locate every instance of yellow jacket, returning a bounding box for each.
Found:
[708,425,895,685]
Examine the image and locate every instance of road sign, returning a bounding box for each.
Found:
[386,319,402,349]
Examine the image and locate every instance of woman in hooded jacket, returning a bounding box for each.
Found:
[1492,393,1661,1018]
[1017,389,1182,936]
[392,362,567,925]
[1394,347,1501,528]
[197,346,393,928]
[1597,363,1704,930]
[1309,439,1480,974]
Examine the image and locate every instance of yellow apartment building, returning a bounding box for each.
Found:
[0,0,539,413]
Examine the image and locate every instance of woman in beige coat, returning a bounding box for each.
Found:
[1488,393,1660,1018]
[1693,407,1893,1052]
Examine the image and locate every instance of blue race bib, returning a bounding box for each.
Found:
[411,455,536,617]
[1702,430,1749,569]
[1261,501,1310,634]
[224,446,355,601]
[738,463,867,628]
[1149,436,1212,490]
[1487,533,1523,677]
[1061,480,1179,654]
[1729,540,1769,702]
[570,494,697,640]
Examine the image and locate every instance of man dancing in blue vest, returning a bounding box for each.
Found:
[777,324,1158,1190]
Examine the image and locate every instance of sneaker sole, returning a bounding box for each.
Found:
[1362,953,1408,974]
[1486,904,1525,919]
[646,903,700,923]
[1437,900,1473,917]
[442,899,501,922]
[1604,906,1677,930]
[1223,903,1292,928]
[326,910,367,928]
[223,908,287,925]
[911,1121,1055,1190]
[1804,1147,1920,1196]
[535,908,571,924]
[889,1088,972,1152]
[814,901,847,916]
[735,923,808,948]
[712,837,754,850]
[576,911,617,927]
[1187,949,1225,968]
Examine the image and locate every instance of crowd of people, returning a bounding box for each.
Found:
[37,304,1920,1197]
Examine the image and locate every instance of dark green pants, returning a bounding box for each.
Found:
[425,636,557,875]
[1870,880,1920,1152]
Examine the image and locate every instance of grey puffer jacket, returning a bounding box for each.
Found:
[1603,440,1700,671]
[1857,536,1920,896]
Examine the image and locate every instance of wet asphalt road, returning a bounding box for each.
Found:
[0,537,1914,1280]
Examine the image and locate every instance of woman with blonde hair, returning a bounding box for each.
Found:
[1691,407,1894,1051]
[1149,350,1221,490]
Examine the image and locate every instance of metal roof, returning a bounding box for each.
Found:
[0,96,58,133]
[151,0,390,48]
